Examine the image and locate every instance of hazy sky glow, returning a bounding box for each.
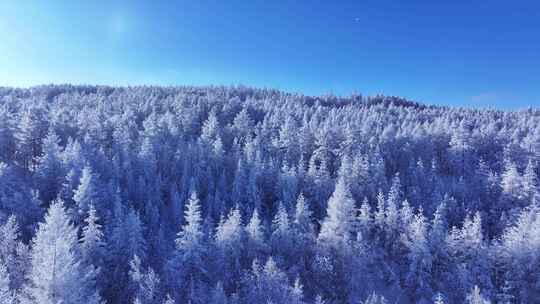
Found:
[0,0,539,108]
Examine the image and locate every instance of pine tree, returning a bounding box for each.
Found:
[167,190,206,302]
[449,123,471,177]
[315,178,359,303]
[495,279,515,304]
[276,163,298,210]
[246,208,264,245]
[162,294,174,304]
[201,108,220,143]
[246,208,266,259]
[124,209,147,262]
[242,257,302,303]
[169,188,184,227]
[176,191,204,254]
[129,255,161,304]
[357,198,372,238]
[523,159,539,202]
[73,165,101,222]
[291,277,304,304]
[430,203,447,245]
[231,108,253,141]
[24,200,101,304]
[362,292,388,304]
[276,115,300,165]
[466,286,491,304]
[209,281,228,304]
[80,204,105,265]
[215,206,243,250]
[232,158,249,213]
[0,261,14,304]
[214,205,244,292]
[15,108,47,171]
[499,202,540,303]
[36,130,64,204]
[337,155,353,186]
[314,295,325,304]
[429,203,449,292]
[385,174,401,235]
[246,168,262,214]
[0,106,16,163]
[400,199,413,229]
[402,210,433,302]
[387,173,402,210]
[446,212,492,301]
[374,191,386,229]
[106,204,147,303]
[294,193,314,236]
[307,150,333,209]
[433,293,445,304]
[271,202,292,256]
[318,177,356,250]
[0,215,23,289]
[500,161,522,204]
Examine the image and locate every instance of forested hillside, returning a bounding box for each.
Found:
[0,85,539,304]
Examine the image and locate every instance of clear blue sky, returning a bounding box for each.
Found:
[0,1,539,108]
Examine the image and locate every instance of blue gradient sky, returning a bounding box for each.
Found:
[0,1,539,108]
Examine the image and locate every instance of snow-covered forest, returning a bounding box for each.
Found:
[0,85,539,304]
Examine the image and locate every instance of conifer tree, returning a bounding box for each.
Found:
[466,286,491,304]
[271,202,292,257]
[318,177,356,251]
[294,193,314,236]
[0,106,15,163]
[80,205,105,265]
[0,215,28,290]
[402,210,433,302]
[15,108,47,171]
[162,294,174,304]
[167,190,206,302]
[500,161,522,205]
[36,130,64,204]
[209,281,228,304]
[0,261,14,304]
[433,293,445,304]
[246,208,266,260]
[362,292,388,304]
[129,255,161,304]
[523,159,539,202]
[24,200,102,304]
[106,204,147,302]
[73,165,101,222]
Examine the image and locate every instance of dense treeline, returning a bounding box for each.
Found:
[0,85,539,304]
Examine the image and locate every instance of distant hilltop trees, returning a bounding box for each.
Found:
[0,85,539,303]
